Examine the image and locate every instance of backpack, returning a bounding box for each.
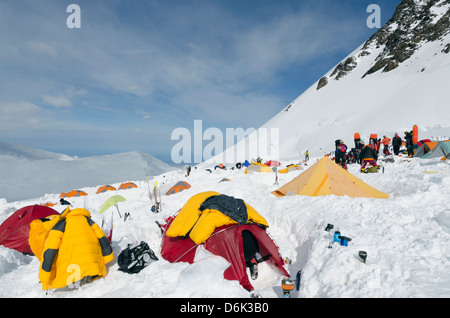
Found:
[117,241,158,274]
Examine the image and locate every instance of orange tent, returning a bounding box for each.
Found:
[118,182,138,190]
[166,181,191,196]
[96,185,116,194]
[42,202,57,207]
[59,190,88,198]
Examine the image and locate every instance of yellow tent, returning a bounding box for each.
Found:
[278,164,303,173]
[272,156,388,199]
[244,163,273,174]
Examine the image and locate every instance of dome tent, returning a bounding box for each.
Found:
[118,182,138,190]
[272,156,388,199]
[60,190,87,198]
[160,191,289,291]
[165,181,191,196]
[96,185,116,194]
[0,205,59,255]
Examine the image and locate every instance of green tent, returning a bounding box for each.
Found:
[98,195,127,214]
[421,140,450,159]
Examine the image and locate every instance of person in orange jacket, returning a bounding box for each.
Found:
[382,135,391,155]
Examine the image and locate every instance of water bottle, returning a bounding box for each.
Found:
[333,231,341,243]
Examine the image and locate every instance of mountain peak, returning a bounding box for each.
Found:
[317,0,450,89]
[361,0,450,77]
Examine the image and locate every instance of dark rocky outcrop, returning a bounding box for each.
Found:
[316,76,328,90]
[362,0,450,78]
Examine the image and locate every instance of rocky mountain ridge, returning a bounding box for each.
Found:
[318,0,450,89]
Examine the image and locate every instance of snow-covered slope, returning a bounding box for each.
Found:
[207,0,450,164]
[0,141,175,202]
[1,155,450,298]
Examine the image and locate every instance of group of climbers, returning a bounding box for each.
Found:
[336,130,415,172]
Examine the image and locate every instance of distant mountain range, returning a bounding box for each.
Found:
[0,141,175,202]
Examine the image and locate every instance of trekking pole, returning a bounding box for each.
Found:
[157,181,162,212]
[389,171,401,191]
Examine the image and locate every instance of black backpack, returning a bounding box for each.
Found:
[117,241,158,274]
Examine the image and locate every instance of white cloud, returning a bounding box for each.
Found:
[27,41,57,57]
[0,0,378,157]
[42,95,73,108]
[0,101,43,130]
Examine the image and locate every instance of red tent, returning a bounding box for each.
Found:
[264,160,281,167]
[0,205,59,255]
[160,218,289,291]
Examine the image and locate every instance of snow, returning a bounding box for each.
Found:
[1,151,450,298]
[207,30,450,164]
[0,141,175,202]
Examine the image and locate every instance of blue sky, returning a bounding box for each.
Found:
[0,0,400,163]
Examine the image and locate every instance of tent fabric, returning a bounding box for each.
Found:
[118,182,138,190]
[278,164,303,174]
[60,190,88,198]
[0,205,60,255]
[165,181,191,196]
[29,215,60,261]
[416,139,432,147]
[166,191,268,244]
[414,141,438,157]
[264,160,281,167]
[272,156,389,199]
[96,185,116,194]
[421,140,450,159]
[244,163,273,174]
[160,195,288,291]
[98,195,127,214]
